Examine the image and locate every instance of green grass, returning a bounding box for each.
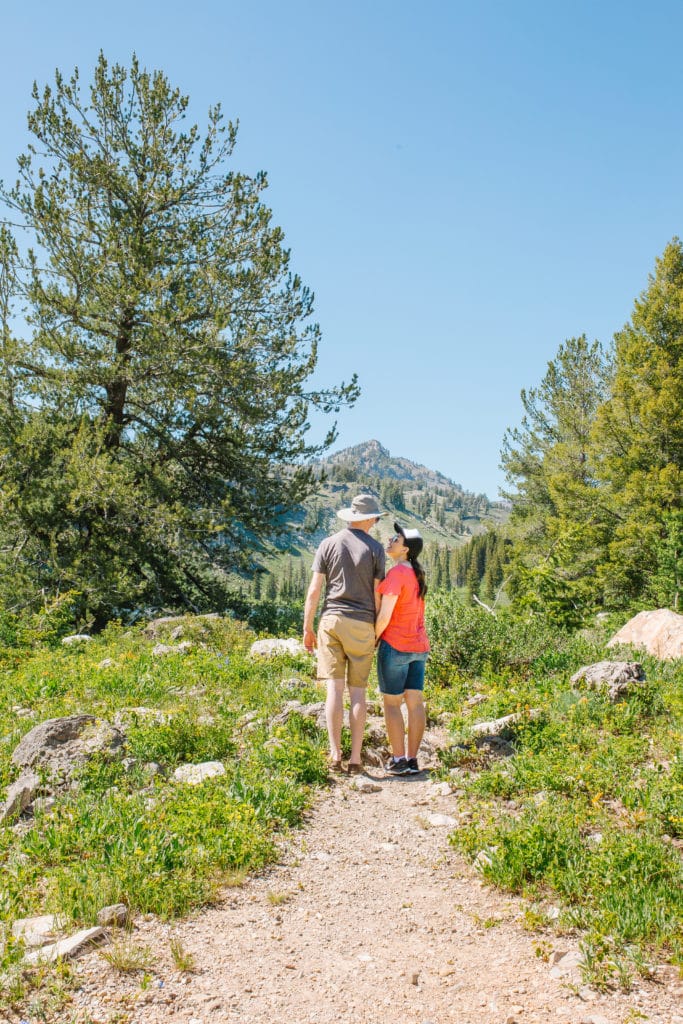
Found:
[0,614,328,1011]
[3,600,683,1004]
[427,609,683,989]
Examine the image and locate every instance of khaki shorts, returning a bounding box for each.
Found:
[317,614,376,688]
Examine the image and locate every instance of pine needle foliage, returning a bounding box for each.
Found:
[0,54,357,624]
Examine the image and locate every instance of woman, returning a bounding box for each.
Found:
[375,522,430,775]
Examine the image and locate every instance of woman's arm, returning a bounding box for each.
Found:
[375,593,398,641]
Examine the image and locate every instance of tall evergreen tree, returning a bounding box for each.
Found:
[0,55,357,621]
[592,240,683,607]
[501,335,612,621]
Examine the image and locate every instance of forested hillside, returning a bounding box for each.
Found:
[254,440,509,604]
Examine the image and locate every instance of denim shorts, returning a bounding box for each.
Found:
[377,639,428,695]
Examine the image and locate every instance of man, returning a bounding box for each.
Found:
[303,494,386,774]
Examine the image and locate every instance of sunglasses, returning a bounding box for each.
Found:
[388,534,402,544]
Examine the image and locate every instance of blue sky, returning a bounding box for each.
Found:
[2,1,682,498]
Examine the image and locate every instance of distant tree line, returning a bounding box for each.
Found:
[324,468,490,518]
[422,532,509,602]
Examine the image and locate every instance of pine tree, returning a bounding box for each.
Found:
[592,240,683,606]
[501,335,612,620]
[465,558,480,603]
[0,55,358,621]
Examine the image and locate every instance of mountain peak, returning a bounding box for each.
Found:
[322,439,466,492]
[328,439,390,461]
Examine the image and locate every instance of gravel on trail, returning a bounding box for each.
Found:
[41,743,683,1024]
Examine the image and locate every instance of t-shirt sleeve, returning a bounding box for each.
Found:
[311,542,328,575]
[374,546,386,581]
[377,566,404,596]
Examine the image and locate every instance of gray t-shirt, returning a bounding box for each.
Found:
[312,528,386,623]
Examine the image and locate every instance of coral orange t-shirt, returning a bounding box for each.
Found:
[377,563,430,653]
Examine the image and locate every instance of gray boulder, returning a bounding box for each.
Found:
[0,771,41,825]
[249,638,307,658]
[11,715,125,781]
[23,926,107,965]
[470,710,540,737]
[570,660,645,701]
[174,761,225,785]
[97,903,130,928]
[113,707,169,729]
[151,641,192,657]
[271,700,327,729]
[144,613,220,638]
[12,914,61,947]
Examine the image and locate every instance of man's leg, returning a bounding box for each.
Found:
[348,686,367,765]
[404,687,426,760]
[382,693,406,758]
[325,678,346,761]
[341,617,375,768]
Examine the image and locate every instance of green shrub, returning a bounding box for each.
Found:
[425,594,604,681]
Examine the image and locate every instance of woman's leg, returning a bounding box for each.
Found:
[382,693,406,757]
[404,657,427,759]
[404,689,425,759]
[377,641,408,757]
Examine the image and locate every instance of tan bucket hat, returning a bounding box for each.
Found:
[336,493,388,523]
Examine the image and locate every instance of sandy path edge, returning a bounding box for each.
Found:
[51,735,683,1024]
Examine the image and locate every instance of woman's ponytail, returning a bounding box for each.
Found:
[409,554,427,599]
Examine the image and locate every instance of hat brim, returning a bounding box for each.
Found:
[337,508,388,522]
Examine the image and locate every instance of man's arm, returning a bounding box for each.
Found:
[303,571,325,652]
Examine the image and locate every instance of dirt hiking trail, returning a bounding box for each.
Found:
[65,727,681,1024]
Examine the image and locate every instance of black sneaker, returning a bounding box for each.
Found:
[405,757,421,774]
[386,757,410,775]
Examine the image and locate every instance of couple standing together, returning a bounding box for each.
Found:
[303,493,430,776]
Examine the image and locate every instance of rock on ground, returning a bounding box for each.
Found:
[12,914,61,947]
[0,770,40,824]
[608,607,683,659]
[144,613,220,637]
[249,637,308,658]
[571,660,645,701]
[151,641,193,657]
[10,715,125,781]
[23,926,107,965]
[470,709,540,737]
[97,904,130,928]
[173,762,226,785]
